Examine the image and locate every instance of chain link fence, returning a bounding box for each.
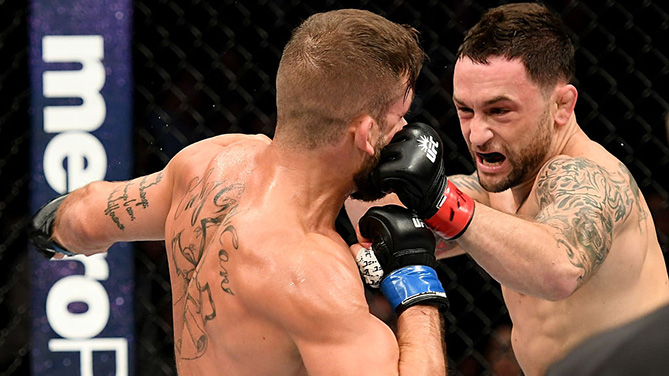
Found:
[2,0,668,375]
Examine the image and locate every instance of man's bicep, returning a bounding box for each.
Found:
[533,157,635,283]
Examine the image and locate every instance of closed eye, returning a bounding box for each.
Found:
[488,107,510,116]
[456,106,474,118]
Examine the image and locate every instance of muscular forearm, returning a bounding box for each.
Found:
[53,173,169,255]
[53,182,118,255]
[455,204,581,300]
[396,305,447,375]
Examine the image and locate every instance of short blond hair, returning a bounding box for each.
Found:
[275,9,424,149]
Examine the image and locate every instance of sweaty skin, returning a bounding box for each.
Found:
[51,91,446,375]
[450,57,669,376]
[346,56,669,376]
[164,135,399,375]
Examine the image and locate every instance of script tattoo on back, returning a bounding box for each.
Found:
[104,172,163,230]
[535,158,643,283]
[170,167,244,360]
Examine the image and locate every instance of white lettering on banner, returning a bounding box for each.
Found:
[42,35,108,194]
[49,338,128,376]
[46,253,110,338]
[40,35,126,374]
[43,35,106,133]
[75,252,110,280]
[44,131,107,194]
[46,275,110,339]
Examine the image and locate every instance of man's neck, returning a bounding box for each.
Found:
[264,142,355,227]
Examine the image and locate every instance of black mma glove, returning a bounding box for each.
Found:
[371,122,475,240]
[28,194,76,258]
[358,205,449,315]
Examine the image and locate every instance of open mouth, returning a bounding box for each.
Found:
[477,152,506,166]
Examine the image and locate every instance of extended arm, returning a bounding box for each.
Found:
[369,123,637,299]
[456,157,638,299]
[30,133,265,258]
[49,170,172,256]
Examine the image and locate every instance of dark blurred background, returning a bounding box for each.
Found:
[1,0,667,375]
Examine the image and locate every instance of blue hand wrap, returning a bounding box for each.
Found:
[380,265,448,314]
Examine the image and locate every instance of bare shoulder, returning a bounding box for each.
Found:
[243,234,399,375]
[175,133,270,160]
[534,154,643,221]
[250,234,368,327]
[532,154,647,282]
[208,133,271,147]
[165,133,270,179]
[283,234,365,307]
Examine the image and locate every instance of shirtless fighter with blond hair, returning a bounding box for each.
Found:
[30,9,450,376]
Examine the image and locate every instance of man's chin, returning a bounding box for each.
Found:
[479,180,507,193]
[478,173,516,193]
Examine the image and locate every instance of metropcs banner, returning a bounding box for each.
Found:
[28,1,135,375]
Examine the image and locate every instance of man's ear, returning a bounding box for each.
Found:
[353,115,376,156]
[554,84,578,126]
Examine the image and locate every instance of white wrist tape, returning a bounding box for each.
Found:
[355,247,384,288]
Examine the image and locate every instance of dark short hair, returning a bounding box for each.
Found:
[275,9,425,149]
[457,3,575,90]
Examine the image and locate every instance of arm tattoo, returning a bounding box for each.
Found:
[535,158,638,283]
[104,184,129,230]
[104,172,163,230]
[138,174,162,208]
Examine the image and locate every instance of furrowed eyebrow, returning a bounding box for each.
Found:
[452,96,466,106]
[483,95,513,106]
[453,95,513,107]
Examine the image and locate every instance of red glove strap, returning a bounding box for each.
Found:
[425,180,475,240]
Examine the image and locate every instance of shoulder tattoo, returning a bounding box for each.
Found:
[450,173,485,195]
[534,158,641,282]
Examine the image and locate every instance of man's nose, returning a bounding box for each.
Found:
[399,117,408,129]
[390,117,408,137]
[468,115,493,146]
